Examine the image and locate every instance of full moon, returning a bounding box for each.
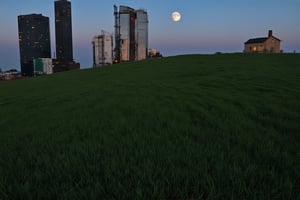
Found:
[172,11,181,22]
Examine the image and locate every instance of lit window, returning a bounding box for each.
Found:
[253,46,257,51]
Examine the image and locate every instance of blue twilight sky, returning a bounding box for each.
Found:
[0,0,300,70]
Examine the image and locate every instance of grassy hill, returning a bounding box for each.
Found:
[0,54,299,199]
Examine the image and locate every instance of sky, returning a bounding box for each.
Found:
[0,0,300,71]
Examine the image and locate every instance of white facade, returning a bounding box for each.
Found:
[119,11,130,61]
[119,6,134,62]
[135,10,148,60]
[92,34,113,67]
[33,58,53,74]
[120,38,130,61]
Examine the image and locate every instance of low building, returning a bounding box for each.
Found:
[52,60,80,73]
[92,34,113,67]
[244,30,281,53]
[0,69,22,81]
[33,58,53,75]
[148,48,162,58]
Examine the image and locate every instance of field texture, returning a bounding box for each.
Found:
[0,54,299,199]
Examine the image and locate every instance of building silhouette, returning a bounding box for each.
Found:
[54,0,79,72]
[114,5,148,63]
[18,14,51,76]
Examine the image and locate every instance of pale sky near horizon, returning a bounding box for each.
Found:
[0,0,300,70]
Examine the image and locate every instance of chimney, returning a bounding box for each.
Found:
[268,30,273,38]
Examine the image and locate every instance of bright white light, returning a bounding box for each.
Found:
[172,11,181,22]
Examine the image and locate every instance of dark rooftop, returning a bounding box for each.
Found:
[244,37,268,44]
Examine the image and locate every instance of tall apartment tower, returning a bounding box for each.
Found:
[54,0,80,72]
[135,9,148,61]
[55,0,73,62]
[18,14,51,76]
[92,34,113,67]
[114,5,148,63]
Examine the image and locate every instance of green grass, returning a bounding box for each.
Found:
[0,54,299,199]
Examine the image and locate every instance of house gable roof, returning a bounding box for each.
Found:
[245,36,281,44]
[244,37,268,44]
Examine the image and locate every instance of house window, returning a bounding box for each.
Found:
[253,46,257,51]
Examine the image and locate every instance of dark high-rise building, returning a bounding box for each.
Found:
[54,0,79,72]
[55,0,73,62]
[18,14,51,76]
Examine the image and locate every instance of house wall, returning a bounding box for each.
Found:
[244,37,280,53]
[244,43,264,53]
[264,37,281,53]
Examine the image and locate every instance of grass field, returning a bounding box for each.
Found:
[0,54,299,199]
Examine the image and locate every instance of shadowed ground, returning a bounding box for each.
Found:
[0,54,299,199]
